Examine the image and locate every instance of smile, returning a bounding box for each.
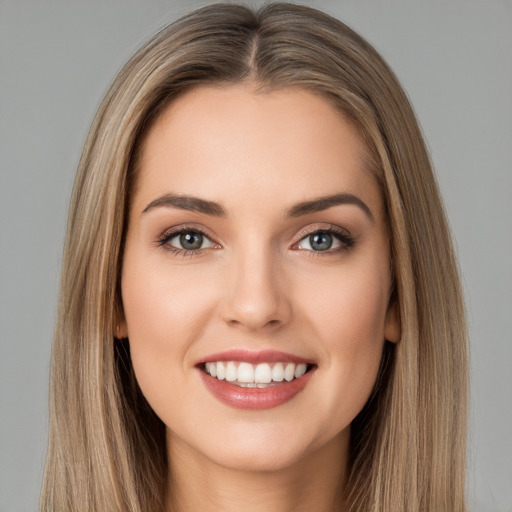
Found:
[197,350,316,410]
[203,361,309,387]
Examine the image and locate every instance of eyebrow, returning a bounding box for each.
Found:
[285,193,374,221]
[142,194,227,216]
[142,192,373,221]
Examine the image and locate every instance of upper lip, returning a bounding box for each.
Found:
[197,349,314,366]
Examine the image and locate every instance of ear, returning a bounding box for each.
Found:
[116,318,128,339]
[384,297,401,343]
[114,291,128,339]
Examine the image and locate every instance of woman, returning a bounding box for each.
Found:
[41,3,468,511]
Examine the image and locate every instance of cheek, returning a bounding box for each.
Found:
[121,257,219,404]
[298,266,389,423]
[122,255,219,338]
[301,262,390,347]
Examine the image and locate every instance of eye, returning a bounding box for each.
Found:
[295,228,355,253]
[158,228,216,254]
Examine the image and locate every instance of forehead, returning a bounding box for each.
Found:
[134,84,382,217]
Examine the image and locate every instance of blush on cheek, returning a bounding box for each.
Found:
[127,337,181,424]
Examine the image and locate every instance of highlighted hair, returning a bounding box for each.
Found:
[42,3,467,511]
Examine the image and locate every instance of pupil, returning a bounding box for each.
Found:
[180,232,202,250]
[310,232,332,251]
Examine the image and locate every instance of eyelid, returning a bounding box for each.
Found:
[291,224,356,252]
[157,222,218,241]
[156,224,221,253]
[294,223,351,240]
[155,222,355,256]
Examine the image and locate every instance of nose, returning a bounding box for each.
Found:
[221,247,292,331]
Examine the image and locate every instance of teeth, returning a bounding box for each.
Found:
[271,363,284,382]
[216,362,226,380]
[225,361,237,381]
[204,361,310,385]
[238,362,254,383]
[295,363,307,378]
[254,363,272,383]
[284,363,295,382]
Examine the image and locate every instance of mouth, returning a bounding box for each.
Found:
[201,361,313,388]
[196,350,316,410]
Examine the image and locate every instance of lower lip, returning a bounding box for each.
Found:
[198,368,314,410]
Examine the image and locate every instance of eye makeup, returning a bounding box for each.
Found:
[155,222,356,258]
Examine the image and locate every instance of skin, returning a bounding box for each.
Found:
[120,84,400,512]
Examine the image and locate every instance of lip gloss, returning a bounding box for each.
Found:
[198,366,314,410]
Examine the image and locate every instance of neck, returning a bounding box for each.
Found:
[165,431,349,512]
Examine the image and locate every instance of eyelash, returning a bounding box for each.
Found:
[157,227,216,257]
[293,225,356,256]
[157,225,356,257]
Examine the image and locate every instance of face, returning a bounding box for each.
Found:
[120,84,399,472]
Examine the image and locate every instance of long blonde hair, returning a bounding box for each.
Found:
[41,3,467,511]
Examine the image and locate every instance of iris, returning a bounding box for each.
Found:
[180,231,203,250]
[310,232,333,251]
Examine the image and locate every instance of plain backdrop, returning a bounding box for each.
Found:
[1,1,511,511]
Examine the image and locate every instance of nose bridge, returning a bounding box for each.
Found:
[222,239,291,330]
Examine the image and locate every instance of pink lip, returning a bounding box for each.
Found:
[198,349,312,365]
[198,369,315,410]
[196,349,316,410]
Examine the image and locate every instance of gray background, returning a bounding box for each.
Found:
[1,0,511,510]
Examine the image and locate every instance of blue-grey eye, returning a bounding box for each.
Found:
[309,232,332,251]
[296,230,346,252]
[163,229,215,251]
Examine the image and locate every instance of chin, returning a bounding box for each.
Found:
[206,442,311,473]
[180,420,347,474]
